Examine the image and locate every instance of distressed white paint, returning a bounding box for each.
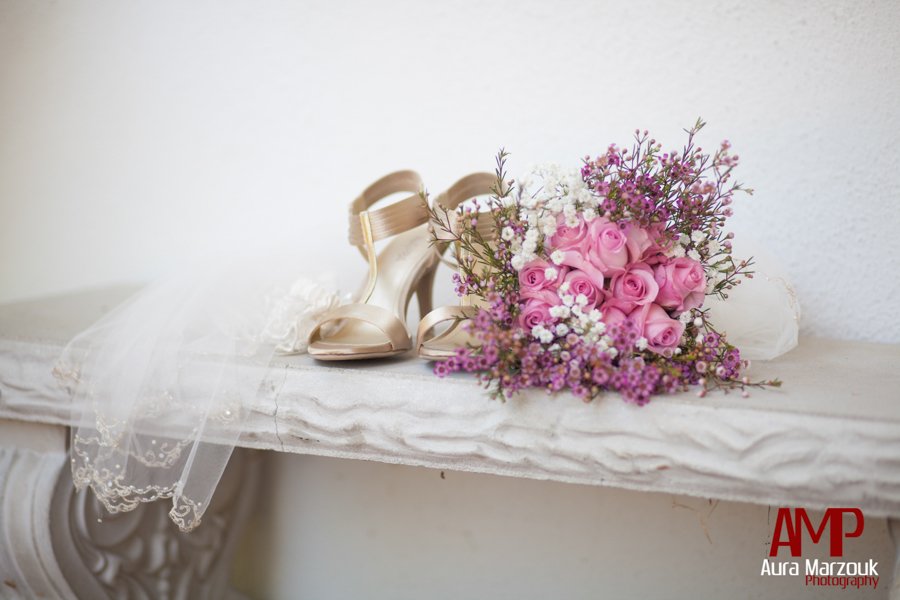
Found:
[0,0,898,344]
[3,288,900,521]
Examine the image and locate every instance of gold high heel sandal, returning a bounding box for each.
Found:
[308,171,437,360]
[416,172,496,360]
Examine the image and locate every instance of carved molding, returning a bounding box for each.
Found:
[50,449,258,600]
[4,330,900,521]
[233,359,900,521]
[0,443,75,599]
[0,423,257,600]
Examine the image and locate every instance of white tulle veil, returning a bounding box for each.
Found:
[54,258,341,532]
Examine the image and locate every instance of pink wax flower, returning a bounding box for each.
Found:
[563,269,605,308]
[608,263,659,312]
[642,304,686,354]
[587,218,629,275]
[518,297,556,331]
[549,214,589,253]
[519,259,566,295]
[653,257,706,313]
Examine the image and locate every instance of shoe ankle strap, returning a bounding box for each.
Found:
[431,172,497,242]
[348,170,428,258]
[434,172,496,212]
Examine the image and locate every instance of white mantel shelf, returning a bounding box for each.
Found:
[2,286,900,520]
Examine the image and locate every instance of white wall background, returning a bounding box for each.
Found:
[239,453,895,600]
[1,0,899,342]
[2,2,898,599]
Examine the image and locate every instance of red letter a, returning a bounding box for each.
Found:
[770,508,802,557]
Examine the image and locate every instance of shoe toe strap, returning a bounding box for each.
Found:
[309,303,412,351]
[416,305,478,351]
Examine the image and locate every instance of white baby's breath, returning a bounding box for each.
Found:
[549,305,571,319]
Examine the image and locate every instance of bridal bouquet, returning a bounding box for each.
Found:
[428,120,780,404]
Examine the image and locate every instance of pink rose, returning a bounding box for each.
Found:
[549,214,589,253]
[518,297,556,331]
[558,251,605,284]
[642,304,686,354]
[563,269,605,308]
[601,303,647,330]
[601,305,629,328]
[624,223,668,265]
[645,223,669,262]
[653,257,706,313]
[521,289,562,305]
[624,224,653,263]
[607,263,659,312]
[587,218,629,275]
[519,260,566,296]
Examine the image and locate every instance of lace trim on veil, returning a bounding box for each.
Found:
[54,264,341,532]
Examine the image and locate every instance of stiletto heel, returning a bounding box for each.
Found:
[415,266,436,318]
[308,171,438,360]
